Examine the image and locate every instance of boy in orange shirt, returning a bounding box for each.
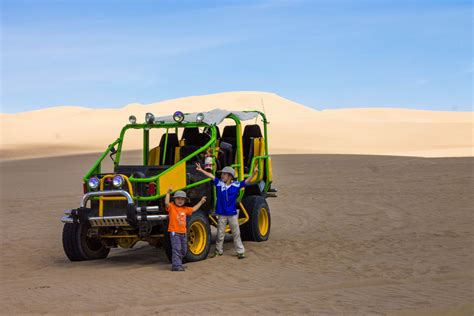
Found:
[165,188,206,272]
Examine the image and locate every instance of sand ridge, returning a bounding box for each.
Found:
[1,91,472,160]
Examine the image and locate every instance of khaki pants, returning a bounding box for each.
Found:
[216,214,245,255]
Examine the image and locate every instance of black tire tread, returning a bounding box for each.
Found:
[62,223,86,261]
[240,195,271,242]
[62,223,110,261]
[240,196,259,241]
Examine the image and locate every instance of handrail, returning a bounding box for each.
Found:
[115,121,211,165]
[129,125,217,201]
[128,126,216,183]
[247,155,269,177]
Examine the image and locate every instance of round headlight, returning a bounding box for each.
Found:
[196,112,204,123]
[145,112,155,124]
[112,175,124,188]
[88,177,100,190]
[173,111,184,123]
[129,115,137,124]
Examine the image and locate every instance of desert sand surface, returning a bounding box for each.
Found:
[1,91,473,160]
[0,153,472,315]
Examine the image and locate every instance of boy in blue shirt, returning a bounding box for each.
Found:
[196,163,258,259]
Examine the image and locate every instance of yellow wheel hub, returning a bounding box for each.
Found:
[258,207,269,236]
[188,221,206,255]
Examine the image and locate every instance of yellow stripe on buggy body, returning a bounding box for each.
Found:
[158,163,186,196]
[174,146,181,164]
[257,138,265,181]
[250,138,266,182]
[98,174,134,217]
[267,156,273,183]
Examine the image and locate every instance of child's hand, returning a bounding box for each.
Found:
[253,164,259,174]
[195,162,203,172]
[167,186,173,194]
[200,196,207,203]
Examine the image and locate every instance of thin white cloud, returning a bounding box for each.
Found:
[2,31,244,58]
[413,78,429,86]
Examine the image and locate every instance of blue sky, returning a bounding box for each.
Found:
[1,0,472,113]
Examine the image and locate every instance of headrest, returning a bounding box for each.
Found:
[181,127,200,145]
[243,124,262,138]
[222,125,237,138]
[159,133,179,146]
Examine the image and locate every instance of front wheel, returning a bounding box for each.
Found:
[164,210,211,263]
[62,223,110,261]
[241,196,271,242]
[185,210,211,262]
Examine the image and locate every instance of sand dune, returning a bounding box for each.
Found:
[1,92,472,314]
[1,91,472,160]
[0,154,472,314]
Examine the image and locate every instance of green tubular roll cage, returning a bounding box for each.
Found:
[83,111,271,205]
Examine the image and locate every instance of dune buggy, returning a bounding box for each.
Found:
[61,109,277,262]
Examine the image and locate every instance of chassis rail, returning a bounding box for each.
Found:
[61,214,169,226]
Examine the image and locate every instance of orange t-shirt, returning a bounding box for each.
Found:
[166,202,193,233]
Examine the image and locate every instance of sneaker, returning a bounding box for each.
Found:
[210,251,223,258]
[171,266,185,272]
[237,253,246,259]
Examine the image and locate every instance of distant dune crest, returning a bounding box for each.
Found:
[0,91,472,160]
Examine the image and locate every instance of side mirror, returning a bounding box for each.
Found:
[109,146,117,163]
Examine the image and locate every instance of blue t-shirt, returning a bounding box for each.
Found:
[213,177,246,216]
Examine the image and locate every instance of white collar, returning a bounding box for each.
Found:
[219,180,240,189]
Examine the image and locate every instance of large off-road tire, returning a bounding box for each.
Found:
[241,196,271,242]
[164,210,211,263]
[185,210,211,262]
[62,223,110,261]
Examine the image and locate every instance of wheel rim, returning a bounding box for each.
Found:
[258,207,269,236]
[83,226,104,252]
[188,221,206,255]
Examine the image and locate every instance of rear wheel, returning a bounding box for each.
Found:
[241,196,271,242]
[62,223,110,261]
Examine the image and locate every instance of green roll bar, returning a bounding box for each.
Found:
[83,111,272,204]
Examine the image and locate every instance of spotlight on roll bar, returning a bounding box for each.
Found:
[196,112,204,123]
[173,111,185,123]
[145,113,155,124]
